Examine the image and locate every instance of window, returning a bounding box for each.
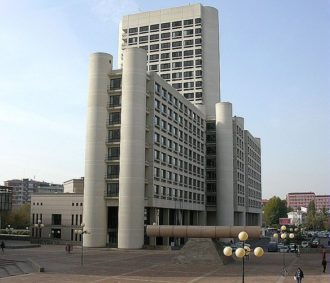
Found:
[172,61,182,69]
[52,214,62,225]
[108,129,120,141]
[154,149,160,160]
[172,31,182,38]
[184,19,193,26]
[155,83,161,93]
[161,22,170,30]
[195,38,202,45]
[108,147,120,159]
[150,44,159,51]
[195,28,202,35]
[150,24,159,31]
[107,165,119,178]
[129,27,138,34]
[172,51,182,58]
[183,29,194,36]
[161,53,170,60]
[109,95,121,107]
[172,21,182,28]
[184,60,194,67]
[107,183,119,197]
[128,37,137,44]
[149,54,159,61]
[161,73,170,80]
[109,112,120,124]
[154,133,160,143]
[161,42,170,50]
[184,50,194,57]
[195,49,202,56]
[184,82,194,89]
[184,40,193,47]
[161,32,170,40]
[160,63,170,70]
[150,34,159,41]
[184,93,194,99]
[172,72,182,80]
[149,64,158,71]
[139,26,149,33]
[172,83,182,90]
[196,70,202,77]
[195,59,202,66]
[172,41,182,48]
[184,71,193,78]
[110,78,121,90]
[195,18,202,24]
[139,36,148,43]
[196,81,203,88]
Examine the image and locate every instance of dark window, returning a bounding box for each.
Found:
[107,165,120,178]
[150,34,159,41]
[184,19,193,26]
[107,183,119,197]
[129,27,138,34]
[161,42,170,49]
[150,24,159,31]
[161,22,170,29]
[172,41,182,48]
[109,112,121,124]
[108,147,120,160]
[110,78,121,90]
[109,95,121,107]
[139,36,148,43]
[172,21,182,28]
[139,26,149,33]
[52,214,62,225]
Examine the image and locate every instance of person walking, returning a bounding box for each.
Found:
[0,241,5,253]
[322,258,327,273]
[294,267,304,283]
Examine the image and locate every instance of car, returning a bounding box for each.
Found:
[268,242,278,252]
[310,240,319,248]
[301,241,308,248]
[230,242,251,252]
[277,243,289,253]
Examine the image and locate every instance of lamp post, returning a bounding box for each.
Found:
[34,219,44,245]
[223,231,264,283]
[74,223,88,266]
[274,225,295,276]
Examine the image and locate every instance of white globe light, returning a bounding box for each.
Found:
[235,248,245,258]
[273,233,279,238]
[244,246,251,255]
[294,228,299,232]
[238,231,248,241]
[254,247,264,257]
[281,233,287,239]
[289,233,294,239]
[281,225,286,231]
[223,246,233,256]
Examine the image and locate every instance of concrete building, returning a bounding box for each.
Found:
[63,177,84,194]
[83,4,262,249]
[0,186,13,212]
[286,192,330,211]
[31,193,83,242]
[4,179,63,207]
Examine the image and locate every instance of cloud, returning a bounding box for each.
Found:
[90,0,140,23]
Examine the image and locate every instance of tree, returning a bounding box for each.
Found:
[263,196,288,226]
[305,200,328,230]
[0,204,31,229]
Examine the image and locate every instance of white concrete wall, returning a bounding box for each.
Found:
[118,48,147,249]
[215,102,234,225]
[84,53,112,247]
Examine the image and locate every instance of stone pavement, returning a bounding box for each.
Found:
[0,243,328,282]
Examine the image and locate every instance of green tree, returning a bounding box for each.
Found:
[0,204,31,229]
[305,200,316,230]
[263,196,288,226]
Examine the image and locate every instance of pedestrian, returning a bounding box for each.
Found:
[65,243,69,254]
[0,241,5,253]
[322,257,327,273]
[294,267,304,283]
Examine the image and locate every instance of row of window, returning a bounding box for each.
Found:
[126,18,201,35]
[154,82,204,125]
[158,70,202,81]
[154,167,204,186]
[153,184,205,204]
[129,28,202,43]
[150,59,202,72]
[128,38,202,51]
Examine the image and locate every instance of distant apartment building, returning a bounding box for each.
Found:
[0,186,13,211]
[286,192,330,211]
[4,179,63,207]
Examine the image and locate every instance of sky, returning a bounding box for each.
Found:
[0,0,329,199]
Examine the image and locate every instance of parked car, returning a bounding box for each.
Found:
[278,243,289,253]
[289,243,298,253]
[301,241,308,248]
[230,242,251,252]
[310,240,319,248]
[268,242,278,252]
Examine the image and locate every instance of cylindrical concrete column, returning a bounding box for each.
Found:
[202,6,220,118]
[118,48,147,249]
[216,102,234,226]
[84,53,112,247]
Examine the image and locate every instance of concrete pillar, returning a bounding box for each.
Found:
[163,208,170,245]
[118,48,147,249]
[216,102,234,226]
[84,53,112,247]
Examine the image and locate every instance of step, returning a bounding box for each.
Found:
[4,264,22,276]
[16,261,34,274]
[0,267,9,278]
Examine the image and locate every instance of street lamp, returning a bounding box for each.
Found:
[223,231,264,283]
[74,223,88,266]
[34,219,44,244]
[273,225,295,276]
[6,225,14,234]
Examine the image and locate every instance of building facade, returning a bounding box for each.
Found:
[4,179,63,207]
[0,186,13,212]
[83,4,262,249]
[286,192,330,211]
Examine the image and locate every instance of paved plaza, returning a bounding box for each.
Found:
[0,243,328,282]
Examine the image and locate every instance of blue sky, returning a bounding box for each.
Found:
[0,0,329,199]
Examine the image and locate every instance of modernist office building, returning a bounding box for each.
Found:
[84,4,262,249]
